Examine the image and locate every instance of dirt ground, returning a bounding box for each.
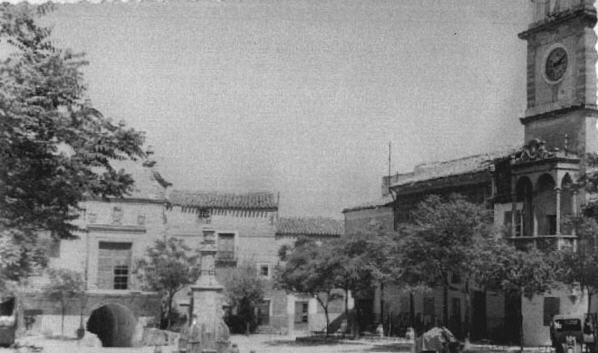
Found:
[0,334,413,353]
[0,334,546,353]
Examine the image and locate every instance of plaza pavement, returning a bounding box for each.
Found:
[0,334,552,353]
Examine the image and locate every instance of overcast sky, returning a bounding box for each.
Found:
[38,0,531,218]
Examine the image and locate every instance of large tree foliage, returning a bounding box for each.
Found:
[397,194,494,333]
[0,4,145,285]
[275,237,342,335]
[42,268,86,337]
[472,239,556,351]
[221,262,266,334]
[328,230,396,335]
[556,216,598,314]
[136,237,200,330]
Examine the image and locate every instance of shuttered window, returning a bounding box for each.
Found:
[97,242,132,290]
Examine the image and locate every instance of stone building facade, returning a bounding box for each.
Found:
[20,167,344,343]
[344,0,598,346]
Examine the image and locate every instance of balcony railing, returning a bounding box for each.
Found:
[507,234,577,251]
[216,250,237,265]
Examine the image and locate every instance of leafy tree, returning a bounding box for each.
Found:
[42,268,86,337]
[556,216,598,314]
[221,262,266,334]
[397,194,494,333]
[136,237,200,330]
[472,239,556,351]
[329,230,396,335]
[0,4,146,285]
[275,238,341,336]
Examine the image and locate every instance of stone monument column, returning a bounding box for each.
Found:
[190,228,230,353]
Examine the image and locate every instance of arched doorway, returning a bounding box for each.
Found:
[86,303,137,347]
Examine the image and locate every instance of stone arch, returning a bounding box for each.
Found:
[86,303,138,347]
[516,176,534,237]
[535,173,557,235]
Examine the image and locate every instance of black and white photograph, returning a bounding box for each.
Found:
[1,0,597,352]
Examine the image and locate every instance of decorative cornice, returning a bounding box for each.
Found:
[520,105,598,124]
[511,138,580,166]
[518,6,597,40]
[86,224,147,233]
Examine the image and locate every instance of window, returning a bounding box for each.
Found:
[88,212,97,224]
[295,301,309,323]
[258,264,270,279]
[217,233,235,260]
[544,297,560,326]
[97,242,132,290]
[113,265,129,290]
[197,208,211,224]
[137,214,145,226]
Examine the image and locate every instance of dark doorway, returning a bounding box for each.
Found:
[86,304,137,347]
[504,291,522,344]
[471,291,487,340]
[356,299,375,332]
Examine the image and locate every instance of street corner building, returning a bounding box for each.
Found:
[16,159,345,344]
[344,0,598,347]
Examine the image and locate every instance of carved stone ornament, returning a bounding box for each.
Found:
[513,138,556,163]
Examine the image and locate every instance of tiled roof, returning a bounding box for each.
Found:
[342,195,394,213]
[276,217,344,237]
[392,147,516,188]
[169,190,278,210]
[96,160,170,201]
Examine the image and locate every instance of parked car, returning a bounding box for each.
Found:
[550,314,597,353]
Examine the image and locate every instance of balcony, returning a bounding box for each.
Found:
[216,250,237,266]
[507,234,577,252]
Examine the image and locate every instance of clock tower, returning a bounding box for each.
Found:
[518,0,598,156]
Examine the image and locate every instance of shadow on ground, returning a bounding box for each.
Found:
[365,343,411,352]
[264,339,368,347]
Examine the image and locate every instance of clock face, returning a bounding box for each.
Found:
[545,47,568,82]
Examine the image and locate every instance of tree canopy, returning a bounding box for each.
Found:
[275,237,342,335]
[0,4,146,285]
[397,194,495,327]
[136,237,200,329]
[221,262,266,334]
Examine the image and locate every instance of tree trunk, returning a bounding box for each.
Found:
[61,299,65,337]
[410,291,415,328]
[519,288,524,353]
[316,295,330,337]
[344,288,349,336]
[167,292,174,330]
[464,279,471,346]
[380,282,384,329]
[443,275,449,327]
[519,311,524,353]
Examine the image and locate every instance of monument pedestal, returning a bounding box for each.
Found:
[188,228,230,353]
